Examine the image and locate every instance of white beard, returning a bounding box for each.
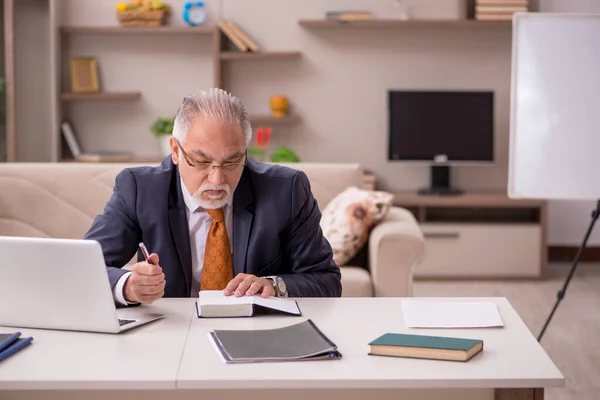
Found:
[192,183,231,209]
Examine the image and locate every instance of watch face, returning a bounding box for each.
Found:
[189,7,206,24]
[276,279,286,293]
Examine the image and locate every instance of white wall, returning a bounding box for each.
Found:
[12,0,600,245]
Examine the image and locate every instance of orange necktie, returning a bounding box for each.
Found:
[200,208,234,290]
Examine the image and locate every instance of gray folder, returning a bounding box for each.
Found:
[209,319,342,363]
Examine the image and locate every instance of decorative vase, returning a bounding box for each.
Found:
[159,135,172,157]
[269,96,288,118]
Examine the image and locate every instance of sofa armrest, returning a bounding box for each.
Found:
[368,207,425,297]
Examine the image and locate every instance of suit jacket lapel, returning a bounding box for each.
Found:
[167,163,193,296]
[232,167,254,276]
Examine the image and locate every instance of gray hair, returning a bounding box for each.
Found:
[172,88,252,145]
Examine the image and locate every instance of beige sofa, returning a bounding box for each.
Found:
[0,162,424,297]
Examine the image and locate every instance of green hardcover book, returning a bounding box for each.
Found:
[368,333,483,362]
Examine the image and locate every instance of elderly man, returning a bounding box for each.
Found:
[84,88,341,305]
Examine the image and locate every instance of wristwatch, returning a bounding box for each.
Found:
[264,276,287,297]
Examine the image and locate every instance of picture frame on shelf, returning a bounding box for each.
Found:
[70,57,100,93]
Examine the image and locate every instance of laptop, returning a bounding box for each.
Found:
[0,236,164,333]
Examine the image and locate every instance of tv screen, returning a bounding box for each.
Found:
[388,91,494,162]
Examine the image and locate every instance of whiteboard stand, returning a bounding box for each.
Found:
[509,13,600,341]
[537,200,600,341]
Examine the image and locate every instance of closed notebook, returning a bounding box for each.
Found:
[196,290,301,318]
[209,319,341,363]
[368,333,483,362]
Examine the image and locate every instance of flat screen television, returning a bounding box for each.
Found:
[388,90,494,195]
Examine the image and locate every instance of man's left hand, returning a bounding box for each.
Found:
[224,273,275,298]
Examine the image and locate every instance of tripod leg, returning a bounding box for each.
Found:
[537,199,600,341]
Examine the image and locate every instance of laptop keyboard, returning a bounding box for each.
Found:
[118,319,136,326]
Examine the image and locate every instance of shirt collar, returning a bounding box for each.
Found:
[180,177,232,213]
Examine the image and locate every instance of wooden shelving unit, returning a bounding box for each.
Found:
[60,92,142,101]
[54,23,302,162]
[298,19,511,29]
[60,26,216,35]
[220,51,301,61]
[60,155,165,164]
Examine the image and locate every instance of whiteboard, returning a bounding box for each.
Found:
[508,13,600,200]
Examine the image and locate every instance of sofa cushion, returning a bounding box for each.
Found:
[320,186,393,267]
[340,266,373,297]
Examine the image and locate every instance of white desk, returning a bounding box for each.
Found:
[0,299,193,390]
[0,297,563,400]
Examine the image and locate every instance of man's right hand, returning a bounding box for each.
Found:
[123,253,166,304]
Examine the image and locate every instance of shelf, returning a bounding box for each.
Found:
[60,92,142,101]
[249,115,300,126]
[393,191,546,208]
[60,26,216,35]
[220,51,301,61]
[297,19,511,29]
[60,156,165,164]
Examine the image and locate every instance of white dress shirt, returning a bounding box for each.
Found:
[113,179,233,306]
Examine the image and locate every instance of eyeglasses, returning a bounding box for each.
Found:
[176,139,247,174]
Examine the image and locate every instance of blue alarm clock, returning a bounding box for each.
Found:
[183,1,206,26]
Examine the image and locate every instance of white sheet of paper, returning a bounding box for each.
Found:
[198,290,301,315]
[402,300,504,328]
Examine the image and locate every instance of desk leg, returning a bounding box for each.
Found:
[495,388,544,400]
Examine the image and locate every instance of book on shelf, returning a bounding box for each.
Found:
[476,0,528,5]
[218,21,260,53]
[209,319,342,364]
[476,5,528,12]
[325,10,373,21]
[195,290,301,318]
[226,21,260,52]
[475,13,516,21]
[368,333,483,362]
[61,121,132,162]
[474,0,528,20]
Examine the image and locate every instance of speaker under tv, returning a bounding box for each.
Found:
[388,90,494,196]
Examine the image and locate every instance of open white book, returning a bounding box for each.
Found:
[195,290,301,318]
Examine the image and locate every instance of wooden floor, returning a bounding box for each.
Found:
[413,263,600,400]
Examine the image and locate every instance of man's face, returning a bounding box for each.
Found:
[170,116,247,209]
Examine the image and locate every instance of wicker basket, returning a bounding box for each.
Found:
[117,9,169,27]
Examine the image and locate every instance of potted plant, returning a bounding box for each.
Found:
[270,146,300,162]
[247,127,300,163]
[151,117,174,157]
[116,0,172,27]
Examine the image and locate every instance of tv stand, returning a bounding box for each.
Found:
[418,164,463,196]
[393,191,548,279]
[418,187,463,196]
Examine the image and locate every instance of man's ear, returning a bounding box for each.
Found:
[169,136,179,165]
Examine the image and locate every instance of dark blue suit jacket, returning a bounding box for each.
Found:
[84,157,342,298]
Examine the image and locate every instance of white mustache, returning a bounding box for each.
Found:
[193,184,230,198]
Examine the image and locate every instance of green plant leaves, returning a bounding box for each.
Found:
[151,117,174,136]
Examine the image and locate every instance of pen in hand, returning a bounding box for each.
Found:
[128,242,164,304]
[138,242,155,265]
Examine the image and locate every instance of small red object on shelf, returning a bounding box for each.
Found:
[256,126,272,148]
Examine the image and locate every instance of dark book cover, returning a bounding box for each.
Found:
[369,333,482,351]
[210,319,341,363]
